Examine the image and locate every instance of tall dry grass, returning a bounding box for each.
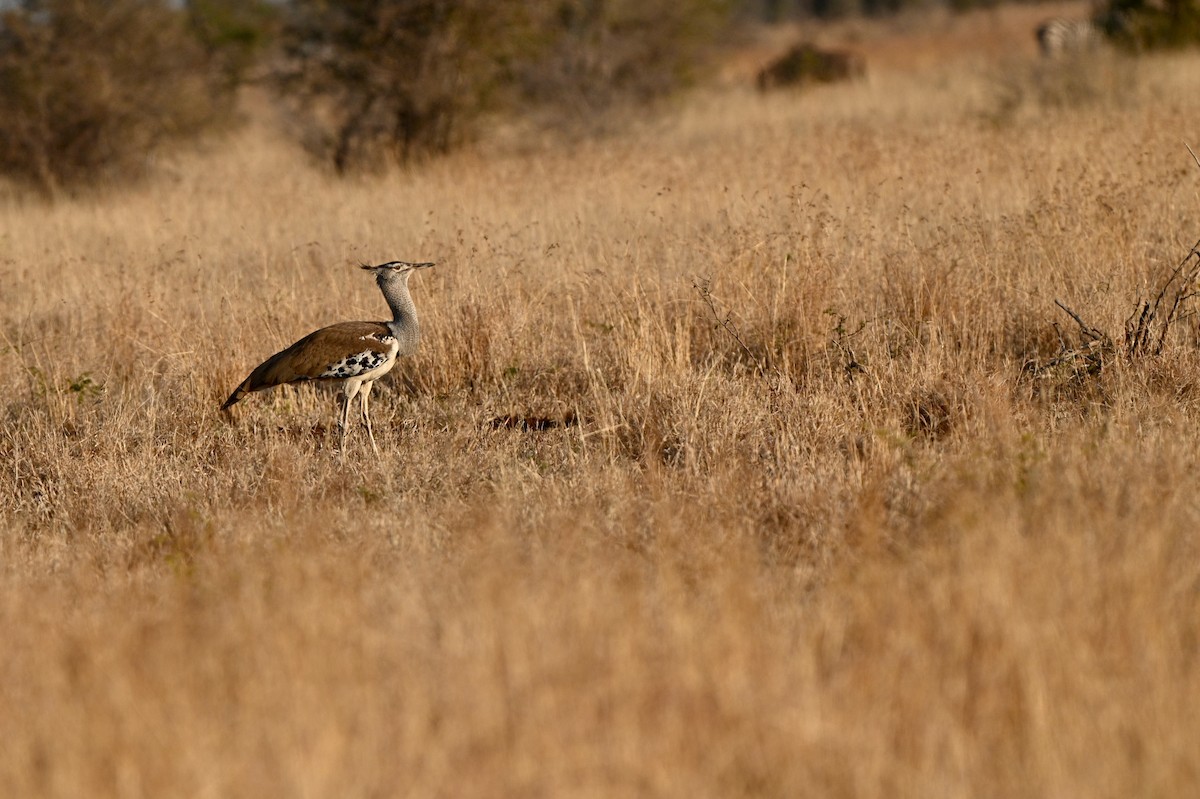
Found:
[2,5,1200,796]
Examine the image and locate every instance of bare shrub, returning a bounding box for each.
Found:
[0,0,236,196]
[278,0,539,173]
[278,0,733,170]
[1029,239,1200,400]
[1125,239,1200,358]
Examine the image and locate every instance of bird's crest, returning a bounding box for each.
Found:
[359,260,436,272]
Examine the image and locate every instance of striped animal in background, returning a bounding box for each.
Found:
[1035,17,1105,57]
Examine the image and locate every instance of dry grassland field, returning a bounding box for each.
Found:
[3,2,1200,796]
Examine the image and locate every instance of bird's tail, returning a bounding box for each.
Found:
[221,350,294,410]
[221,377,253,410]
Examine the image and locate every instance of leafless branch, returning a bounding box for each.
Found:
[693,277,786,393]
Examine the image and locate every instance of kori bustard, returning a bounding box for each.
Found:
[222,260,434,453]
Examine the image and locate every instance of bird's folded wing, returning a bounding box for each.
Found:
[224,321,394,407]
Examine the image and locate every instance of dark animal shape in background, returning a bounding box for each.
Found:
[756,44,866,92]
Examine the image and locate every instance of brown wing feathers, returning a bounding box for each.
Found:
[222,322,393,409]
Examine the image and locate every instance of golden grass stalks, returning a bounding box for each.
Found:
[2,5,1200,796]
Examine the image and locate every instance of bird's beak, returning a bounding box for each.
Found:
[414,262,435,270]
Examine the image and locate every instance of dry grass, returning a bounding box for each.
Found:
[3,4,1200,796]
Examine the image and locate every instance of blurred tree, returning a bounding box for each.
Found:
[1101,0,1200,49]
[514,0,732,116]
[186,0,281,90]
[277,0,733,172]
[0,0,245,195]
[278,0,537,173]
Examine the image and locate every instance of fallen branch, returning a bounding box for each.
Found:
[1124,239,1200,358]
[1030,299,1113,381]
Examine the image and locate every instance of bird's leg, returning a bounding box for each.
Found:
[337,390,352,456]
[360,382,379,455]
[338,379,366,458]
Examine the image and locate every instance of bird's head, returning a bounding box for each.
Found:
[360,260,435,285]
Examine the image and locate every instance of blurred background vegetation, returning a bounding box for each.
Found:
[0,0,1197,194]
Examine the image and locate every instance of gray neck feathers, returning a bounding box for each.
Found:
[378,271,420,355]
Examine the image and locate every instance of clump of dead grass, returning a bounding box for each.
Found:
[982,50,1140,127]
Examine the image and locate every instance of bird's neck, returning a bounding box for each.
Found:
[379,275,419,351]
